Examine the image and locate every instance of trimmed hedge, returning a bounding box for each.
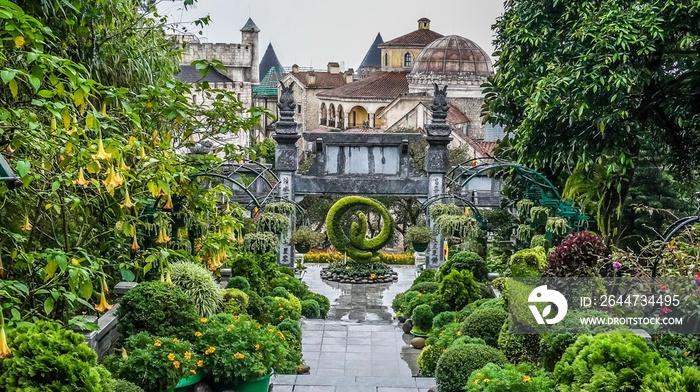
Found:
[435,343,507,392]
[460,306,508,347]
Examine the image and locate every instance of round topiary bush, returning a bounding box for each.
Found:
[435,343,507,392]
[243,289,269,324]
[509,247,548,277]
[553,332,689,391]
[301,299,321,319]
[276,318,302,341]
[437,269,481,310]
[304,292,330,319]
[418,344,443,377]
[117,281,199,338]
[413,269,437,285]
[449,335,487,348]
[110,379,145,392]
[0,321,113,391]
[432,311,458,330]
[497,320,540,363]
[272,275,309,298]
[438,251,489,281]
[457,298,507,322]
[412,304,435,333]
[221,288,249,315]
[460,306,508,347]
[266,296,301,325]
[169,260,223,317]
[272,286,291,298]
[226,275,251,291]
[410,282,440,294]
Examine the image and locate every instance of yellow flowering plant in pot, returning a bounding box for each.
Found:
[103,332,201,392]
[193,313,288,391]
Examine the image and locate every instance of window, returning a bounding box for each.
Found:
[297,105,302,114]
[384,53,388,67]
[403,52,413,68]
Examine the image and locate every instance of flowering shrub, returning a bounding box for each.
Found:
[193,314,289,384]
[222,289,249,315]
[467,363,555,391]
[304,250,414,265]
[547,231,610,277]
[0,322,113,391]
[265,296,301,325]
[379,252,415,265]
[304,250,345,263]
[435,343,507,392]
[103,332,200,392]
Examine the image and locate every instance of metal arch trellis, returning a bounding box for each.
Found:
[420,193,488,230]
[446,158,588,231]
[190,161,280,209]
[653,192,700,277]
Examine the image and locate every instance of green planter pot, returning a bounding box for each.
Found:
[412,242,428,252]
[166,372,203,392]
[219,371,273,392]
[295,243,311,254]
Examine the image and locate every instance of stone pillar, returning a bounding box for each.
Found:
[273,81,300,267]
[424,84,452,269]
[369,113,376,128]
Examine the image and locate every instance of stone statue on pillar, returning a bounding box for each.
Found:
[424,84,452,269]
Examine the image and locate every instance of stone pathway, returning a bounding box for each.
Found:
[271,264,436,392]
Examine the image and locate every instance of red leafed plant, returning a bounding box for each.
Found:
[546,231,610,277]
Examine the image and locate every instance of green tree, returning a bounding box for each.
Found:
[485,0,700,241]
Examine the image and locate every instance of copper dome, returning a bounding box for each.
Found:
[410,35,494,78]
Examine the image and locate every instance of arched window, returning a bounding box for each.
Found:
[384,53,389,67]
[403,52,413,68]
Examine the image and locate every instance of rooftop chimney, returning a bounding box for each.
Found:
[306,71,316,86]
[344,70,354,84]
[418,18,431,30]
[327,62,340,74]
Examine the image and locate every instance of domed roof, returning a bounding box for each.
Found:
[410,35,494,78]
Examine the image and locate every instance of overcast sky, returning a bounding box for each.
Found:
[159,0,505,71]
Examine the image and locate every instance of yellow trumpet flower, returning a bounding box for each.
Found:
[5,145,14,154]
[165,271,173,285]
[72,168,90,187]
[163,194,173,210]
[0,316,10,359]
[138,146,147,159]
[20,215,32,231]
[101,102,107,116]
[131,235,140,251]
[102,278,110,295]
[92,138,113,161]
[94,291,113,312]
[14,36,25,48]
[119,159,130,171]
[155,226,171,244]
[103,166,123,188]
[121,188,136,209]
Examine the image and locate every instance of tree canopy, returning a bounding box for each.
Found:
[484,0,700,239]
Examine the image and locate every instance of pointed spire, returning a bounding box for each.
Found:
[240,17,260,33]
[259,42,283,80]
[358,33,384,69]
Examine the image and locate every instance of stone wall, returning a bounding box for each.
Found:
[181,43,254,69]
[448,97,486,140]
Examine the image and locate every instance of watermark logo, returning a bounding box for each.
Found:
[528,285,568,325]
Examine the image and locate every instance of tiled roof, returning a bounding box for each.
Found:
[259,43,283,81]
[253,67,285,97]
[359,33,384,69]
[240,18,260,33]
[317,72,409,100]
[379,29,443,48]
[289,71,346,89]
[177,65,234,84]
[447,106,470,125]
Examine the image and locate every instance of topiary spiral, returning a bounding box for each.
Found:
[325,196,394,263]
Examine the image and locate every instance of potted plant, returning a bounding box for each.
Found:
[194,314,289,392]
[257,212,290,235]
[103,332,201,392]
[405,225,433,252]
[243,232,279,254]
[290,226,324,253]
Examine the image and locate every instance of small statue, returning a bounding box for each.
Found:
[430,83,449,124]
[277,81,296,119]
